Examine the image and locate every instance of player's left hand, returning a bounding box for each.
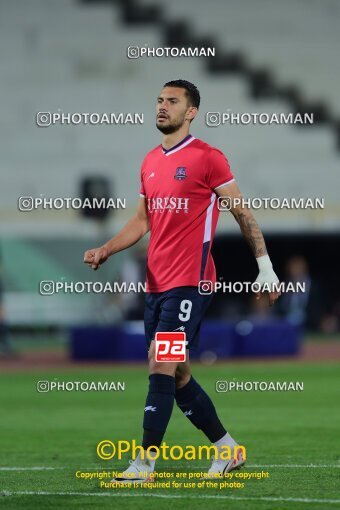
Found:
[254,268,281,306]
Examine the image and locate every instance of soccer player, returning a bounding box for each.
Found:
[84,79,280,482]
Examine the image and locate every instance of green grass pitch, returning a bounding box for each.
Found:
[1,361,339,509]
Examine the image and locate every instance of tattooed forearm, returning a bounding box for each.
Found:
[233,211,267,258]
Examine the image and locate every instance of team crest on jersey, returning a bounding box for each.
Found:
[174,167,187,181]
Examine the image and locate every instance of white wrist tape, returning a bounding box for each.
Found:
[255,255,279,290]
[256,255,273,272]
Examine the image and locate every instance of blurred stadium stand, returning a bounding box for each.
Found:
[0,0,339,351]
[1,0,339,233]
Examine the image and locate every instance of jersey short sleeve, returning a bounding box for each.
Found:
[205,148,234,190]
[139,158,146,197]
[140,179,145,197]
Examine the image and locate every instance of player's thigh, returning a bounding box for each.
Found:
[144,293,161,348]
[156,286,212,349]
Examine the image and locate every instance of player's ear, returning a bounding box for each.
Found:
[186,106,198,122]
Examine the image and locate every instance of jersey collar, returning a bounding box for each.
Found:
[161,134,195,156]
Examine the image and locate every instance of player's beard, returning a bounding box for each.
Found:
[156,115,185,134]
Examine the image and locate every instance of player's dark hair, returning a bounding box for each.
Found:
[163,79,200,109]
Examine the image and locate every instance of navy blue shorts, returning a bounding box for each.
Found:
[144,286,214,350]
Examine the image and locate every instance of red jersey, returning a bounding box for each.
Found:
[140,135,234,292]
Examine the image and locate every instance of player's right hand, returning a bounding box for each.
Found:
[83,245,110,270]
